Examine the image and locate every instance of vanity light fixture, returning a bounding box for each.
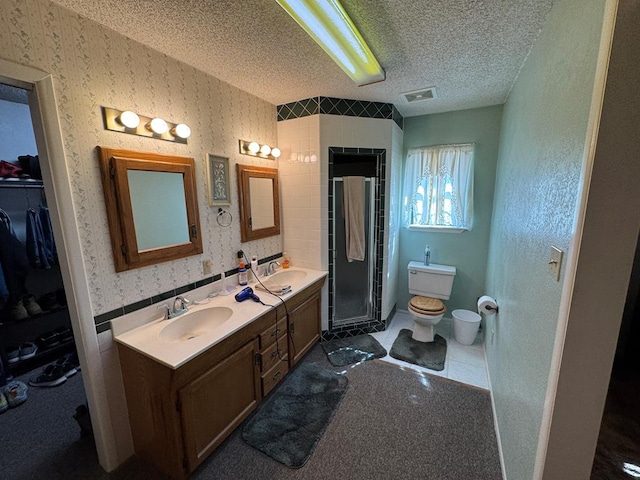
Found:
[101,107,191,144]
[275,0,385,86]
[239,139,280,160]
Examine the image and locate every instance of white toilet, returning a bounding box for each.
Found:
[407,261,457,342]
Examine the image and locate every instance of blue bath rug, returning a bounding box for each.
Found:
[389,328,447,371]
[321,334,387,367]
[241,362,348,468]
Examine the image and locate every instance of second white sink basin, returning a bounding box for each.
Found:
[265,269,307,285]
[160,307,233,342]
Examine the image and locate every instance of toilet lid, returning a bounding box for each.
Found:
[409,296,446,315]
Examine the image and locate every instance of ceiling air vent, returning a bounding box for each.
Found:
[402,87,437,103]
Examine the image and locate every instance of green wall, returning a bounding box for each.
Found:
[398,105,503,312]
[483,0,607,478]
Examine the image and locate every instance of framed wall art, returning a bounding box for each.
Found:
[206,154,231,206]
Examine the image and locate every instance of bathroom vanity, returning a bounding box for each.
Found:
[114,269,325,479]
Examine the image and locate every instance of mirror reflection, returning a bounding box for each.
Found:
[249,177,276,230]
[128,170,190,250]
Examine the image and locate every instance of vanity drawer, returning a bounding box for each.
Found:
[258,317,287,349]
[260,334,288,372]
[261,359,289,396]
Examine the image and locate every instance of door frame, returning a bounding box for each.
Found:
[0,59,118,471]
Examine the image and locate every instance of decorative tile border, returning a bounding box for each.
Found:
[277,97,404,129]
[93,253,283,334]
[326,147,387,339]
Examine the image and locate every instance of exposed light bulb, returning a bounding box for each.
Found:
[271,147,281,158]
[148,117,168,135]
[248,142,260,154]
[172,123,191,139]
[260,144,272,156]
[118,110,140,129]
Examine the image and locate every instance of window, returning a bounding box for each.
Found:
[402,143,474,230]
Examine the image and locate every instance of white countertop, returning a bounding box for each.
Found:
[113,267,327,369]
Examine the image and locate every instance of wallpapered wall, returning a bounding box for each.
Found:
[0,0,280,317]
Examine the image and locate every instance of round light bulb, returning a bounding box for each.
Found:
[173,123,191,139]
[271,147,281,158]
[118,110,140,129]
[149,117,168,135]
[248,142,260,154]
[260,144,272,156]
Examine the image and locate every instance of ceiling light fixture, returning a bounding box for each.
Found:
[275,0,385,86]
[239,140,280,160]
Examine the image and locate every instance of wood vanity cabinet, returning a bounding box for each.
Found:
[117,276,324,479]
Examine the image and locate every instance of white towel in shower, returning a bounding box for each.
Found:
[343,176,365,262]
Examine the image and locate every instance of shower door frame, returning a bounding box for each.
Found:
[331,177,377,326]
[326,146,387,340]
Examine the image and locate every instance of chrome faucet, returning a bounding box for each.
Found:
[168,295,190,318]
[264,261,280,276]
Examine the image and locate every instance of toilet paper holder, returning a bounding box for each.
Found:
[476,296,499,313]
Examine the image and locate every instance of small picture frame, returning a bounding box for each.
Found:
[206,154,231,206]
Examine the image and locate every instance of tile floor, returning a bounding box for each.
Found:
[370,309,490,390]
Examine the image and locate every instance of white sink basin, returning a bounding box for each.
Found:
[160,307,233,342]
[265,269,307,285]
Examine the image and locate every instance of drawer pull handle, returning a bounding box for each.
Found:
[271,350,278,359]
[270,328,279,337]
[273,371,282,380]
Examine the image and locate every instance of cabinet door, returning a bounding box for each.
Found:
[178,339,261,472]
[288,292,321,366]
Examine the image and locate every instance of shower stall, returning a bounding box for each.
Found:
[327,147,387,338]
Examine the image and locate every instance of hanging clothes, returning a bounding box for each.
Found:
[25,208,51,269]
[38,205,57,265]
[0,221,29,303]
[0,208,15,236]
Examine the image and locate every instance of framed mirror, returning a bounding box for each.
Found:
[98,147,203,272]
[236,164,280,242]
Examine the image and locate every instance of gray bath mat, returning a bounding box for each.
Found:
[242,362,348,468]
[389,328,447,371]
[321,334,387,367]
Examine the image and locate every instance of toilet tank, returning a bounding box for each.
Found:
[408,261,456,300]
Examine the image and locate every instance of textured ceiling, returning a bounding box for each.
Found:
[51,0,556,117]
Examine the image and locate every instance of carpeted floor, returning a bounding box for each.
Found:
[0,344,503,479]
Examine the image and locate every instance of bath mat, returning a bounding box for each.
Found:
[389,328,447,371]
[242,362,348,468]
[321,334,387,367]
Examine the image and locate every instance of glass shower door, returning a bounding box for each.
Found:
[332,178,375,325]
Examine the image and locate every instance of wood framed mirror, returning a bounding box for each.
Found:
[236,164,280,243]
[98,147,203,272]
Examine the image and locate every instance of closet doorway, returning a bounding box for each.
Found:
[0,82,92,477]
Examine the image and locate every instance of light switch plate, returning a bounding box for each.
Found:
[549,246,563,281]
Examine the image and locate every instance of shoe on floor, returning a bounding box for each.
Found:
[18,342,38,361]
[29,364,67,387]
[55,356,77,378]
[23,294,42,316]
[0,391,7,414]
[2,381,27,407]
[6,346,20,364]
[8,300,28,321]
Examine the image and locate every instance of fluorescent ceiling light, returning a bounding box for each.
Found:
[275,0,385,86]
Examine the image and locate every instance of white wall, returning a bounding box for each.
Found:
[0,99,38,161]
